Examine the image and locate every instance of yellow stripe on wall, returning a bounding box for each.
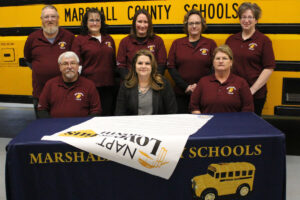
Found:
[1,0,300,28]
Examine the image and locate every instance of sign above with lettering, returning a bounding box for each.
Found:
[42,114,213,179]
[0,0,300,28]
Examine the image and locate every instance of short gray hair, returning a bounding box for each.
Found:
[41,5,59,18]
[58,51,80,64]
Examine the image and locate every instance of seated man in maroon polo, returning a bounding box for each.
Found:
[37,51,102,118]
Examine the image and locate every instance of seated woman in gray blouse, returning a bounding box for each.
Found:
[115,49,177,115]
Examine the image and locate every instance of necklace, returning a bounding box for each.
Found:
[138,86,150,94]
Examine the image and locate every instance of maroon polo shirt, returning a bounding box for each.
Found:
[167,36,217,94]
[71,34,116,87]
[190,73,254,114]
[225,30,276,99]
[38,76,102,118]
[24,28,75,98]
[117,35,167,69]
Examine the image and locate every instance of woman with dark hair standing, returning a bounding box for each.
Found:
[226,2,275,116]
[117,9,167,80]
[167,9,217,113]
[115,49,177,116]
[72,8,116,116]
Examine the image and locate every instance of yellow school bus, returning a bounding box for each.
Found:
[0,0,299,116]
[191,162,256,200]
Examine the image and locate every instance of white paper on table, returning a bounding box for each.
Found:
[42,114,213,179]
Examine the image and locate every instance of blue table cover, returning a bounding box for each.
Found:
[5,112,286,200]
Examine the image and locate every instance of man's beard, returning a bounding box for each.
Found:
[64,70,78,81]
[42,25,59,35]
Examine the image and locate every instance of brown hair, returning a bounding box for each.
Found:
[125,49,164,90]
[213,44,234,62]
[130,9,154,38]
[183,9,207,35]
[80,8,107,35]
[238,2,262,20]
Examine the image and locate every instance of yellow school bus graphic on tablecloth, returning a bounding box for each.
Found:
[191,162,255,200]
[138,147,169,169]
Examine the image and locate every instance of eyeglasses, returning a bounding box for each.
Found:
[188,21,201,26]
[88,19,101,23]
[241,16,255,20]
[42,15,58,20]
[60,62,78,67]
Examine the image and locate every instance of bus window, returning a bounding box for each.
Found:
[248,170,253,175]
[235,171,240,176]
[221,172,226,178]
[242,171,247,176]
[228,171,233,177]
[208,169,215,177]
[216,173,220,179]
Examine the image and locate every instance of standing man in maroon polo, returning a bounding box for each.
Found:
[24,5,74,118]
[37,51,102,118]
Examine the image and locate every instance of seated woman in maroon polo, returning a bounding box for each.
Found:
[117,9,167,80]
[190,45,254,114]
[38,51,102,118]
[115,49,177,115]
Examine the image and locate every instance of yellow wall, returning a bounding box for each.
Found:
[1,33,300,115]
[0,0,300,115]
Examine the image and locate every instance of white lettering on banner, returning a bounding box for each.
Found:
[42,114,213,179]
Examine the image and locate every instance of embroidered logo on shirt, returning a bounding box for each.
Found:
[200,48,208,55]
[248,43,258,51]
[74,92,84,101]
[148,45,155,52]
[58,41,67,49]
[105,41,112,48]
[226,86,236,95]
